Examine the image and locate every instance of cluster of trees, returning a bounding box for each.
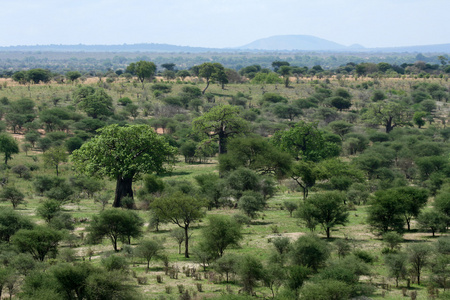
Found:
[1,55,450,298]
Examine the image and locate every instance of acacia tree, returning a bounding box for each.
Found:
[43,146,68,176]
[193,104,248,154]
[0,133,19,165]
[71,124,176,208]
[151,192,207,258]
[363,101,412,133]
[197,62,226,94]
[87,209,143,252]
[297,191,349,238]
[271,121,340,162]
[126,61,157,89]
[201,215,242,258]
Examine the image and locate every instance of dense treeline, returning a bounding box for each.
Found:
[0,51,449,75]
[0,58,449,299]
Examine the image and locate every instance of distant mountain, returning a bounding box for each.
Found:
[238,35,352,51]
[1,36,450,53]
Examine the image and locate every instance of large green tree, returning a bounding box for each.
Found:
[71,124,176,208]
[193,104,248,154]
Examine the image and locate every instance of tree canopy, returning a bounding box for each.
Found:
[71,124,176,208]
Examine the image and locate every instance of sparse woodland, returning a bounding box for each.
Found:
[0,55,450,299]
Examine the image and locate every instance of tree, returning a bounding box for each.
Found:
[297,191,349,238]
[43,146,68,176]
[77,88,114,119]
[290,160,326,200]
[391,186,428,231]
[367,189,406,233]
[0,186,25,209]
[170,228,185,255]
[238,191,266,219]
[408,243,432,285]
[363,101,412,133]
[214,254,238,283]
[263,264,285,298]
[161,63,176,71]
[385,253,408,287]
[283,200,298,217]
[0,208,33,242]
[0,133,19,165]
[136,239,164,272]
[26,69,51,84]
[12,226,63,261]
[36,199,62,223]
[328,120,353,139]
[236,255,265,294]
[271,121,340,162]
[290,234,329,271]
[87,209,143,252]
[201,215,242,258]
[126,60,157,88]
[197,62,226,94]
[151,192,207,258]
[278,65,292,87]
[413,111,427,128]
[330,96,351,111]
[176,70,190,81]
[65,71,81,82]
[417,209,447,237]
[218,136,292,178]
[71,124,176,208]
[192,105,248,154]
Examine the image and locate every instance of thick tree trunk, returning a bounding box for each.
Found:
[184,226,189,258]
[218,130,227,154]
[113,175,134,208]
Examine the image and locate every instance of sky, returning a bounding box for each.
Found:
[1,0,449,49]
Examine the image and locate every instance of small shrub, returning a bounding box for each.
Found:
[196,283,203,292]
[353,249,375,264]
[137,276,148,285]
[156,275,163,283]
[177,284,185,294]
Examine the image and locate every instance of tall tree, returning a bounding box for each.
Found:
[71,124,176,208]
[151,192,207,258]
[193,104,248,154]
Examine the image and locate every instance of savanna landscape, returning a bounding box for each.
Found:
[0,55,450,300]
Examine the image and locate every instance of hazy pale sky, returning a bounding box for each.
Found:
[2,0,448,48]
